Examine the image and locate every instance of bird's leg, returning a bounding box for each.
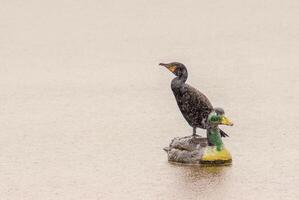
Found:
[192,127,197,136]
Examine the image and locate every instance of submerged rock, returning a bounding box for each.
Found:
[164,135,232,165]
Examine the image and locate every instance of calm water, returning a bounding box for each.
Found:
[1,1,299,199]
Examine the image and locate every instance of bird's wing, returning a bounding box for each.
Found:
[183,84,213,128]
[184,84,213,109]
[194,87,212,108]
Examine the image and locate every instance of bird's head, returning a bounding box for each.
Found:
[159,62,187,77]
[208,108,233,127]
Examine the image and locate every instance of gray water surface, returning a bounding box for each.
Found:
[1,1,299,199]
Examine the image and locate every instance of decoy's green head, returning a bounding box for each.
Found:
[159,62,187,77]
[208,108,234,126]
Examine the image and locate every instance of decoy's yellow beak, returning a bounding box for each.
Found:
[221,116,234,126]
[159,63,176,72]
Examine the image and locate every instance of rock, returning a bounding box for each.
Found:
[164,135,232,165]
[164,135,208,164]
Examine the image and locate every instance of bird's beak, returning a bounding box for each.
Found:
[159,63,176,72]
[220,116,234,126]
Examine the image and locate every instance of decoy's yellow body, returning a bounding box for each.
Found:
[201,146,232,163]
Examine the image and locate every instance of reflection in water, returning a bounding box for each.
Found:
[169,162,231,196]
[169,162,229,179]
[189,165,227,178]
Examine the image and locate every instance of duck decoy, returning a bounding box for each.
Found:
[206,107,233,150]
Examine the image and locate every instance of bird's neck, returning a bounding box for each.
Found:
[179,69,188,83]
[171,70,188,90]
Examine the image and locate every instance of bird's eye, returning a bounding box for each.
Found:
[177,68,182,75]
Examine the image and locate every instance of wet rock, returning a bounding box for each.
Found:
[164,135,208,164]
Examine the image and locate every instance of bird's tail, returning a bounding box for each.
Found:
[220,129,229,137]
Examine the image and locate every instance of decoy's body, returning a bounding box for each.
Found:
[159,62,232,137]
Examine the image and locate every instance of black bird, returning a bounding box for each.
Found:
[159,62,229,137]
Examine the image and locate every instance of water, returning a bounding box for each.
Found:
[1,1,299,199]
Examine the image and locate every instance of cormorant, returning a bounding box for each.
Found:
[159,62,230,137]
